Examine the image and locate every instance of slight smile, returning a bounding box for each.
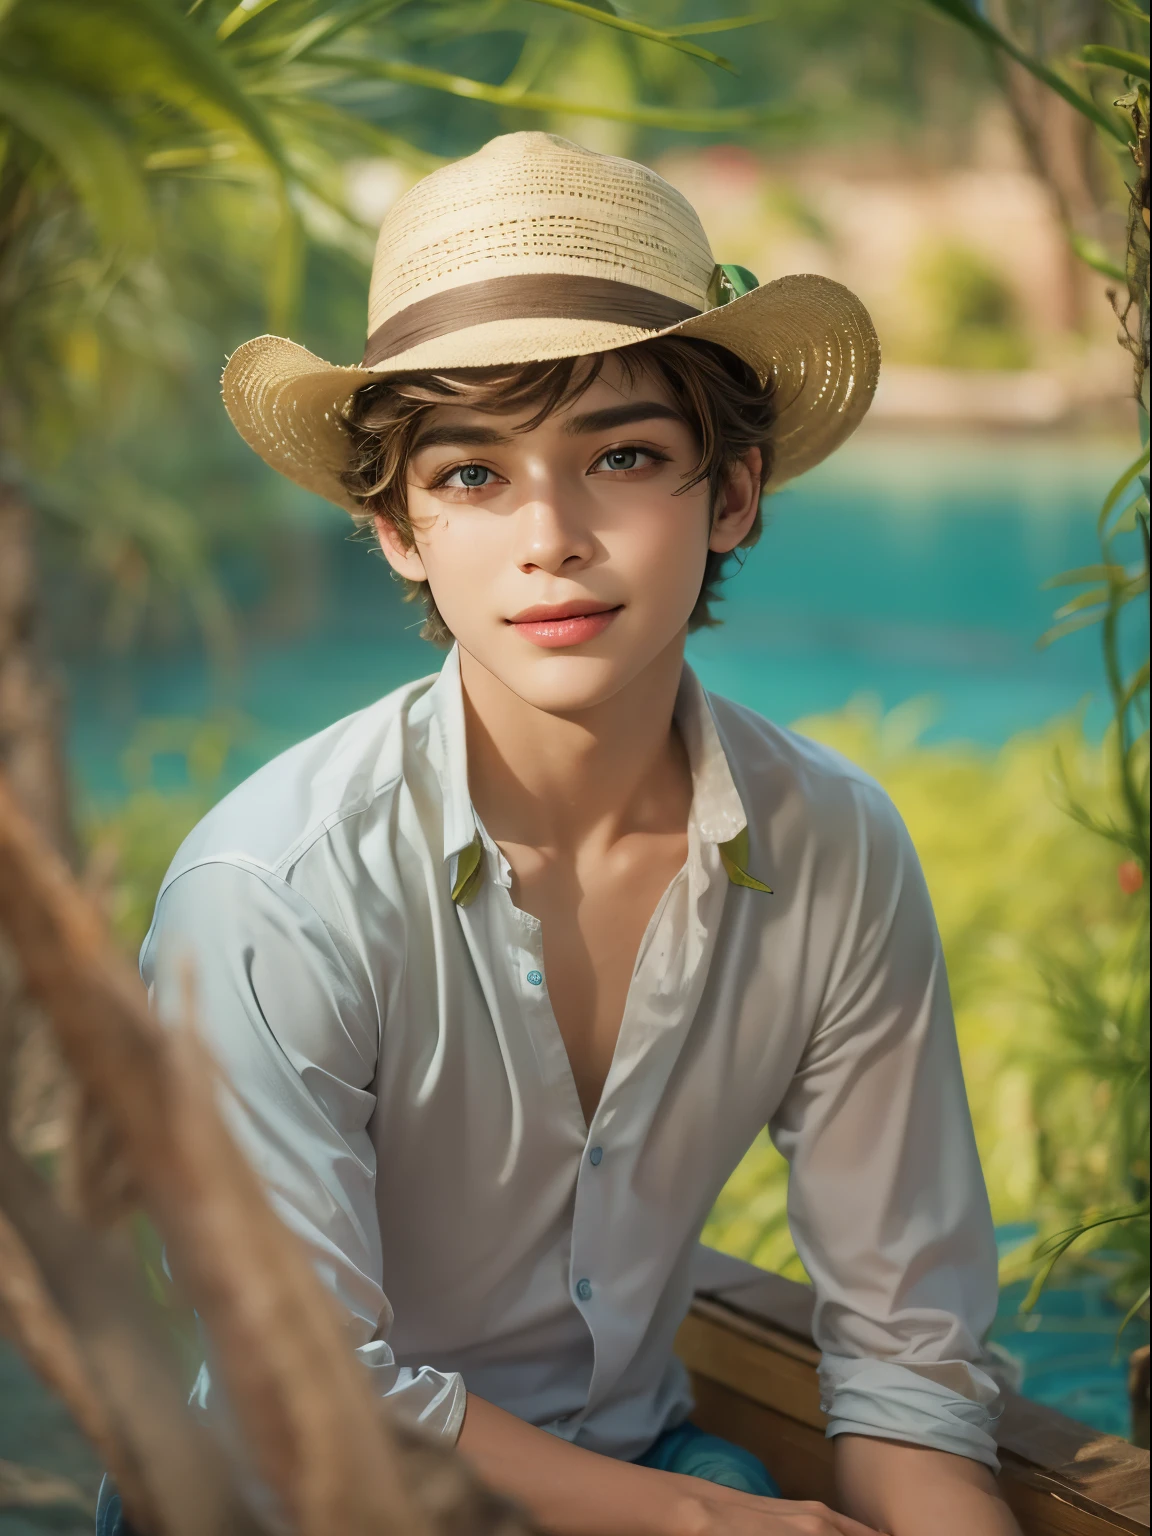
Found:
[507,601,623,649]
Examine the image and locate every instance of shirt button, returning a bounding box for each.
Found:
[575,1278,593,1302]
[589,1147,603,1166]
[526,969,543,986]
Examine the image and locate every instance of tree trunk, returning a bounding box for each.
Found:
[0,481,74,860]
[1131,1345,1150,1450]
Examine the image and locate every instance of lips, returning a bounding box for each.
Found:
[507,601,622,649]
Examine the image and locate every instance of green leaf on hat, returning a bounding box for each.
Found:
[708,263,760,308]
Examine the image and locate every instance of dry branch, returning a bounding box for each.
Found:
[0,770,537,1536]
[0,1208,158,1530]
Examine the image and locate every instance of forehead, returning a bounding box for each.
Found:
[418,353,681,437]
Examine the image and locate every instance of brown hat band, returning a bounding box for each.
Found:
[361,273,700,368]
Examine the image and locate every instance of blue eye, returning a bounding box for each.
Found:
[600,448,641,472]
[447,464,492,488]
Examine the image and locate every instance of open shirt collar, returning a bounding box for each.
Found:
[425,644,752,879]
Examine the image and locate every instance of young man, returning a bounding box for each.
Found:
[142,134,1020,1535]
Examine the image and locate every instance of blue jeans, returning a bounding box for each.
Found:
[635,1419,782,1496]
[95,1480,127,1536]
[96,1422,780,1532]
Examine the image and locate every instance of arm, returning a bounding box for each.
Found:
[770,784,1011,1530]
[835,1437,1020,1535]
[457,1393,885,1536]
[143,859,464,1438]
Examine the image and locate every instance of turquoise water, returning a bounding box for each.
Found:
[66,428,1137,802]
[991,1226,1147,1439]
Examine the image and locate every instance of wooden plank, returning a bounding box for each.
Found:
[1012,1444,1152,1529]
[999,1459,1148,1536]
[692,1247,817,1344]
[687,1374,836,1505]
[676,1303,824,1430]
[691,1245,1149,1513]
[688,1374,1142,1536]
[679,1276,1150,1536]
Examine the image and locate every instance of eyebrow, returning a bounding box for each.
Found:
[410,423,512,454]
[564,401,686,435]
[409,399,685,454]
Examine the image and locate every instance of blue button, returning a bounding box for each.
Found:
[589,1146,603,1166]
[526,969,543,986]
[575,1278,593,1302]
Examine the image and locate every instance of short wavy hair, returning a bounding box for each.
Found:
[339,335,777,644]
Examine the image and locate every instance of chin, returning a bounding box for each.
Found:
[460,629,675,717]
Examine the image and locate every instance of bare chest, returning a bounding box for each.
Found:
[502,832,688,1127]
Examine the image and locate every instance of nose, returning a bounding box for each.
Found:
[513,492,595,576]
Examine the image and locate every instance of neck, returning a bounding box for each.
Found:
[458,640,692,852]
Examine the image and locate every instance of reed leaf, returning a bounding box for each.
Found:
[916,0,1133,143]
[522,0,736,74]
[316,53,800,131]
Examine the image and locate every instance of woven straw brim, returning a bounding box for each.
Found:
[221,273,879,516]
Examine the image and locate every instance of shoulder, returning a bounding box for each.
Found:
[707,691,903,848]
[154,668,441,905]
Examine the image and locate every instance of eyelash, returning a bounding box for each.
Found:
[432,444,670,491]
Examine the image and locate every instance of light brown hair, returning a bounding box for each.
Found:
[339,336,777,644]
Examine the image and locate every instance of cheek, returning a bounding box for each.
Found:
[404,497,510,635]
[407,498,496,576]
[617,489,711,599]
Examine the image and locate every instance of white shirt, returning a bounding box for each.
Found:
[143,646,1003,1470]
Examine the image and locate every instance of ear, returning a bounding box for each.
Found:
[374,512,428,581]
[708,447,762,555]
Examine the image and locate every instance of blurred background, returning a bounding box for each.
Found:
[0,0,1148,1527]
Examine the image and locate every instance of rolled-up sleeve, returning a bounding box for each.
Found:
[141,859,466,1443]
[769,785,1002,1469]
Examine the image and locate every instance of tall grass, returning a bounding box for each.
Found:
[704,700,1149,1318]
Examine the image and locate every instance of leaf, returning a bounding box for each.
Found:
[666,13,776,37]
[317,54,803,132]
[1099,445,1151,536]
[1081,44,1150,82]
[266,183,303,332]
[523,0,736,74]
[20,0,290,173]
[1022,1201,1150,1311]
[1102,0,1150,20]
[241,0,411,67]
[915,0,1133,143]
[216,0,284,40]
[1037,608,1108,647]
[0,67,154,258]
[1052,587,1110,620]
[1117,1285,1151,1336]
[273,96,439,171]
[1043,564,1128,588]
[1113,493,1150,534]
[1070,233,1127,283]
[1120,660,1151,712]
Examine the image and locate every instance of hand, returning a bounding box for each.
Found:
[670,1479,885,1536]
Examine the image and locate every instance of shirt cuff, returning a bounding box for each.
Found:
[819,1353,1003,1471]
[358,1341,467,1444]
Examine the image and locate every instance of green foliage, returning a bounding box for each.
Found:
[85,713,246,949]
[1081,44,1151,84]
[913,241,1033,370]
[914,0,1134,143]
[910,0,1151,1342]
[912,0,1149,285]
[704,702,1150,1320]
[0,0,745,667]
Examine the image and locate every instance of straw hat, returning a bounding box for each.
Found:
[222,132,880,513]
